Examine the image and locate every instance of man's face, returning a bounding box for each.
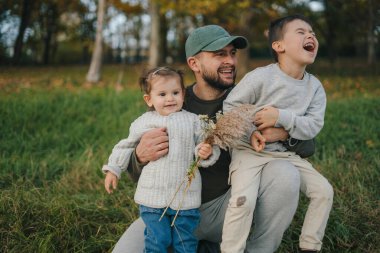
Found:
[197,44,238,90]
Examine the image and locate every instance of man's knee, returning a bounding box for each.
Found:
[261,160,301,194]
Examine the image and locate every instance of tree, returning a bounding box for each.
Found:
[148,0,164,68]
[86,0,106,83]
[12,0,34,64]
[366,0,377,65]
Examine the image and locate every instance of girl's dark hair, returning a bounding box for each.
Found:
[139,66,185,94]
[268,14,313,62]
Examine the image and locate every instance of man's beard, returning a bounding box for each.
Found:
[201,67,236,91]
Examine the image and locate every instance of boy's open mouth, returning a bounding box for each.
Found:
[303,42,315,52]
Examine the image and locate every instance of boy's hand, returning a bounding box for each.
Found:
[104,171,118,194]
[254,106,279,130]
[197,143,212,160]
[251,131,266,152]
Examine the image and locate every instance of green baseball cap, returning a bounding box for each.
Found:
[185,25,248,58]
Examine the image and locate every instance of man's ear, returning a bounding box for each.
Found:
[143,94,153,107]
[187,56,200,72]
[272,41,284,54]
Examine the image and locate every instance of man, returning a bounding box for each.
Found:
[112,25,303,253]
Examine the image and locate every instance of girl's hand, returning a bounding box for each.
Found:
[250,131,266,152]
[197,143,212,160]
[104,171,118,194]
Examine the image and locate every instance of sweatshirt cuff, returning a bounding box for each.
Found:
[276,109,293,130]
[245,124,257,144]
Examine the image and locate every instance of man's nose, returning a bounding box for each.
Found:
[224,54,236,65]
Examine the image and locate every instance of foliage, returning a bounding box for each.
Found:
[1,0,378,65]
[0,62,379,252]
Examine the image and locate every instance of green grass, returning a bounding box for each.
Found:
[1,62,379,252]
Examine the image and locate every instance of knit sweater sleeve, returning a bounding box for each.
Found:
[193,115,220,168]
[276,78,326,140]
[102,114,150,179]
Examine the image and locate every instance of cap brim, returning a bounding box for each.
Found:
[202,36,248,52]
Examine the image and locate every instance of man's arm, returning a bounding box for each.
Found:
[126,128,169,182]
[260,127,315,158]
[260,127,288,142]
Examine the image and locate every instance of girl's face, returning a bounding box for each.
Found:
[143,75,184,116]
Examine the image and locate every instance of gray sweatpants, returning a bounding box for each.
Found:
[112,160,300,253]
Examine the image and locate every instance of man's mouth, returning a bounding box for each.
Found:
[219,67,235,77]
[303,42,315,52]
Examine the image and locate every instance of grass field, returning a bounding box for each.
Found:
[1,61,379,252]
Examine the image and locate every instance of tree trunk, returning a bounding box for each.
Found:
[86,0,106,83]
[367,0,376,65]
[12,0,33,64]
[148,0,162,68]
[237,11,253,78]
[159,13,168,63]
[323,0,338,64]
[176,17,186,63]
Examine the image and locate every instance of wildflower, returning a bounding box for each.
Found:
[161,104,256,225]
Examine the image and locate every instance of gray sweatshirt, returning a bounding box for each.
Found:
[102,110,220,210]
[224,63,326,152]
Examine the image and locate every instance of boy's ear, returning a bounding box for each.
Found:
[143,94,153,107]
[272,41,284,54]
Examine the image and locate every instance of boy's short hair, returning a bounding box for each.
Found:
[268,14,313,62]
[139,66,185,94]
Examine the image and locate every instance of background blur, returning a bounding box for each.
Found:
[1,1,379,253]
[1,0,379,68]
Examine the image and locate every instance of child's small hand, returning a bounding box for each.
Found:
[251,131,266,152]
[104,171,118,194]
[254,106,279,130]
[197,143,212,160]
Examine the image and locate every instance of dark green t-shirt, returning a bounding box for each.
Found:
[183,84,233,204]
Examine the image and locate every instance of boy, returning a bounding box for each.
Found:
[221,15,334,253]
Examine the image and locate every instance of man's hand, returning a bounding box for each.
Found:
[104,171,118,194]
[260,127,289,142]
[254,106,279,130]
[136,128,169,164]
[197,143,212,160]
[250,131,266,152]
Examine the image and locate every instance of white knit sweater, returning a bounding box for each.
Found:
[102,110,220,210]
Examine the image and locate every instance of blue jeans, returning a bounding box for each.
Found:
[140,205,200,253]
